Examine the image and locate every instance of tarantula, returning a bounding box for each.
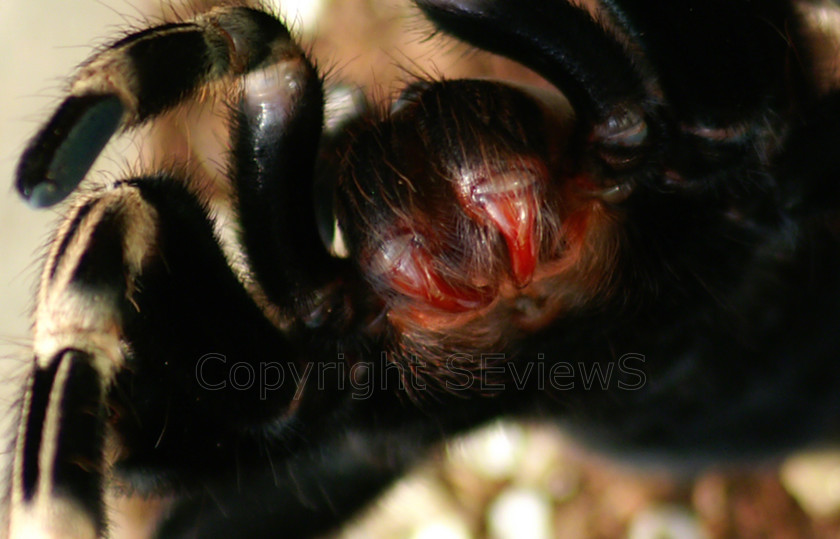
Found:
[8,0,840,536]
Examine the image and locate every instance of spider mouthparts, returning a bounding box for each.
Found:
[477,188,538,287]
[374,232,495,312]
[456,166,544,288]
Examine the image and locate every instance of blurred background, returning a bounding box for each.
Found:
[3,0,840,537]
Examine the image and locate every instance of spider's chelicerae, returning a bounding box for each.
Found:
[7,0,840,536]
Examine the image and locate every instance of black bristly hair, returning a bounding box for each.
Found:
[7,1,840,537]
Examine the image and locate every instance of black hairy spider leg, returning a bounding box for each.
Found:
[10,7,374,536]
[12,0,840,537]
[228,35,344,316]
[157,449,400,537]
[11,350,106,537]
[413,0,650,125]
[594,0,813,182]
[600,0,813,125]
[413,0,660,186]
[16,2,342,317]
[9,177,325,536]
[779,91,840,214]
[154,357,524,537]
[109,180,317,479]
[15,6,300,207]
[156,401,438,537]
[10,183,161,537]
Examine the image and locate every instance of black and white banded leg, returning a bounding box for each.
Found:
[9,7,345,537]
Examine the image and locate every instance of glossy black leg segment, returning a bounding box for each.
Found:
[414,0,649,124]
[16,7,297,207]
[230,41,341,316]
